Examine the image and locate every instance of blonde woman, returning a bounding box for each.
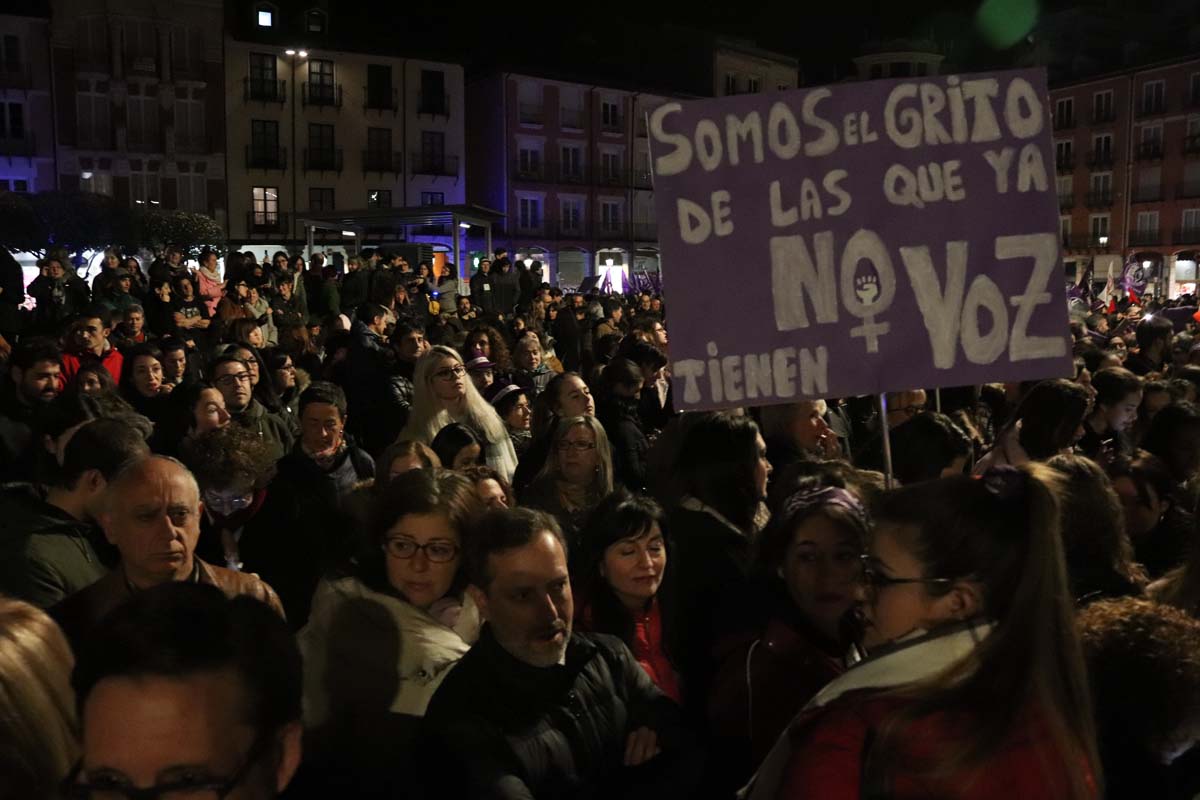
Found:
[0,598,78,799]
[400,346,518,482]
[522,415,614,556]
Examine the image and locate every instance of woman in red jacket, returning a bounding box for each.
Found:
[747,464,1100,800]
[574,489,681,702]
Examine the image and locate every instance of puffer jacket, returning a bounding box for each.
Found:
[422,626,703,799]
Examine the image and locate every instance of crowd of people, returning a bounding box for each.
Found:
[1,242,1199,799]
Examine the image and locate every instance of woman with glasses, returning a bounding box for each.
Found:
[747,464,1099,800]
[400,346,518,483]
[522,415,614,561]
[512,371,596,497]
[265,349,306,433]
[709,480,868,786]
[299,470,482,790]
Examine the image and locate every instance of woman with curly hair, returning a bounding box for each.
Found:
[462,324,513,377]
[1079,598,1200,797]
[180,424,311,626]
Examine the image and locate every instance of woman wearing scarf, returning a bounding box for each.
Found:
[744,465,1099,800]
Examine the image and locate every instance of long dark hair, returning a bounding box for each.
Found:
[1012,379,1092,460]
[677,413,763,533]
[864,465,1099,797]
[577,490,675,660]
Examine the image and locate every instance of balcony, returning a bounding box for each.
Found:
[1129,229,1162,247]
[244,77,286,104]
[304,147,343,173]
[632,169,653,190]
[632,222,658,241]
[1136,98,1167,118]
[512,160,545,182]
[0,132,37,159]
[555,218,591,239]
[245,145,287,170]
[417,92,450,118]
[1085,190,1112,208]
[1135,141,1164,161]
[601,115,624,134]
[410,153,459,177]
[1056,155,1075,173]
[1086,150,1114,168]
[1178,181,1200,199]
[1058,194,1075,211]
[363,85,398,113]
[514,219,544,236]
[560,107,584,129]
[1052,113,1075,131]
[1132,186,1164,203]
[175,131,214,155]
[1091,108,1116,125]
[518,103,544,125]
[597,221,628,239]
[1185,134,1200,156]
[302,83,342,109]
[245,211,289,236]
[0,61,31,89]
[1173,227,1200,246]
[362,149,402,174]
[1065,233,1112,250]
[557,164,589,185]
[597,168,628,187]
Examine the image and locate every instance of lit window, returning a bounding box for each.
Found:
[257,9,273,27]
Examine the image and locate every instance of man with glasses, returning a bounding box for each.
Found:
[67,581,302,800]
[52,455,283,648]
[209,354,293,463]
[422,508,702,798]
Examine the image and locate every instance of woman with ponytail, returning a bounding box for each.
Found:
[747,464,1100,799]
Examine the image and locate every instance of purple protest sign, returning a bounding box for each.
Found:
[649,68,1073,411]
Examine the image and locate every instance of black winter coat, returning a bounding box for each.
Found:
[598,395,649,494]
[422,626,703,800]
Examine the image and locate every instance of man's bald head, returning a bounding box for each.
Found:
[102,456,203,589]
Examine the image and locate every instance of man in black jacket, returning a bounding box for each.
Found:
[0,338,62,482]
[422,508,702,799]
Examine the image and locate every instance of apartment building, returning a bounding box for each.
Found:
[1051,55,1200,297]
[0,6,54,193]
[225,1,465,250]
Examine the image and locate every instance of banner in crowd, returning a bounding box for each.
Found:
[649,68,1073,411]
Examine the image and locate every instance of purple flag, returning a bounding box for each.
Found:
[648,68,1073,411]
[1121,257,1149,297]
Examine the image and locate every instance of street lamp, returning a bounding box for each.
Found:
[285,48,308,252]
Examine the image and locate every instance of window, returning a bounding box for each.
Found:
[250,120,279,162]
[1186,163,1200,197]
[1092,133,1113,163]
[560,88,583,129]
[601,200,622,232]
[1055,97,1074,128]
[80,171,112,195]
[1,102,23,138]
[308,187,334,211]
[560,198,582,230]
[518,146,542,176]
[366,127,391,167]
[308,59,334,104]
[77,17,108,65]
[256,6,274,27]
[248,53,277,100]
[175,91,205,150]
[1093,90,1114,122]
[1090,214,1110,242]
[126,84,160,150]
[1060,216,1071,246]
[420,191,443,206]
[1055,139,1073,168]
[518,197,541,230]
[0,178,29,192]
[1089,172,1112,196]
[177,164,206,212]
[518,81,542,125]
[309,122,334,153]
[306,9,326,32]
[1142,79,1165,114]
[171,27,203,77]
[1137,210,1159,234]
[601,100,621,130]
[724,73,737,95]
[251,186,278,225]
[601,151,621,180]
[561,144,582,178]
[130,161,160,206]
[419,70,446,115]
[366,64,393,110]
[747,77,761,93]
[421,130,445,168]
[892,62,912,78]
[1137,166,1162,201]
[367,189,392,208]
[76,81,111,148]
[1183,208,1200,232]
[1056,175,1072,197]
[2,35,20,72]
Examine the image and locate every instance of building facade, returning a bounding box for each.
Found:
[50,0,226,219]
[1051,55,1200,297]
[0,7,55,194]
[224,2,465,251]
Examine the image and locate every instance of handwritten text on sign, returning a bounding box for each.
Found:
[649,69,1072,411]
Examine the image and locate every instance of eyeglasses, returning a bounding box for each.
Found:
[203,491,253,515]
[62,734,271,800]
[891,405,924,420]
[433,365,467,381]
[383,537,459,562]
[215,373,251,387]
[860,555,952,593]
[557,440,596,452]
